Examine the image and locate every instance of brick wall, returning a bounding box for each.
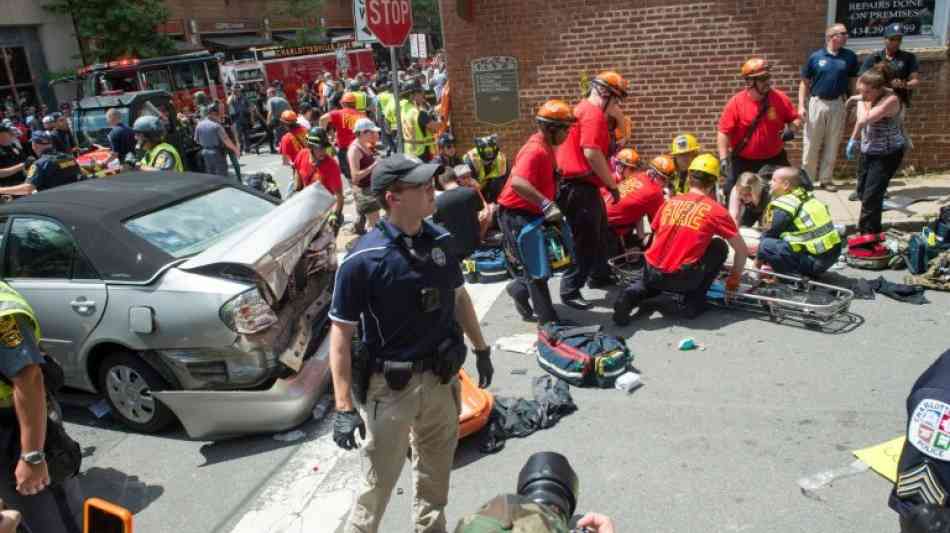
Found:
[439,0,950,176]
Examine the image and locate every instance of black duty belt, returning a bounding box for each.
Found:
[370,356,437,374]
[561,172,595,184]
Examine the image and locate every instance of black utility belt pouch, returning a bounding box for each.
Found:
[436,335,467,383]
[382,360,413,391]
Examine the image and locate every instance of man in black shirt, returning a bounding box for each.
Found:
[858,23,920,105]
[0,124,30,187]
[433,164,484,259]
[105,108,136,166]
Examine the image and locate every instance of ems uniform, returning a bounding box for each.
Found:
[402,102,436,162]
[331,219,464,533]
[463,148,509,204]
[141,142,183,172]
[27,151,81,192]
[327,107,364,180]
[376,91,398,154]
[497,132,561,325]
[604,170,665,254]
[758,187,841,277]
[278,125,309,165]
[0,283,83,533]
[555,99,615,297]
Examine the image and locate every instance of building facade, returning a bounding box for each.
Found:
[439,0,950,174]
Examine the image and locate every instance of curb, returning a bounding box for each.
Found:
[842,218,930,236]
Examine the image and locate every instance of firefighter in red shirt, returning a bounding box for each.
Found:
[292,127,345,233]
[319,92,365,181]
[555,71,627,310]
[605,152,676,255]
[613,154,749,326]
[718,58,801,199]
[278,110,309,167]
[497,100,576,324]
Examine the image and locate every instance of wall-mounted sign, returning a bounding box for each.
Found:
[835,0,937,38]
[353,0,378,43]
[471,56,519,125]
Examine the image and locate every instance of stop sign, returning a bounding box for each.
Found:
[365,0,413,47]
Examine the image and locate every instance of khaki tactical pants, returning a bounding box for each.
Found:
[346,371,461,533]
[802,95,846,184]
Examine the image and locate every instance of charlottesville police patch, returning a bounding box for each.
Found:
[0,315,23,348]
[432,247,446,267]
[909,399,950,460]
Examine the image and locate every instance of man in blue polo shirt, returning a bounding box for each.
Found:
[798,23,859,192]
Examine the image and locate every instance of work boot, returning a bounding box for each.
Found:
[612,291,637,326]
[561,291,593,310]
[506,284,536,322]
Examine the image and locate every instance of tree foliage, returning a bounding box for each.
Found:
[44,0,176,63]
[412,0,442,34]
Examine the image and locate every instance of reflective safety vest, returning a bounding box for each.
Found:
[670,170,689,195]
[769,188,841,255]
[144,142,183,172]
[353,91,368,113]
[402,104,435,158]
[0,282,40,408]
[464,148,508,189]
[377,91,396,129]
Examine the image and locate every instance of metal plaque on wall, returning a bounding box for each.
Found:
[471,56,519,125]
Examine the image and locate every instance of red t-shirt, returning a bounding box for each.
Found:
[328,108,364,150]
[718,88,797,160]
[279,125,309,163]
[293,149,343,194]
[604,171,665,237]
[555,100,610,186]
[497,132,557,215]
[645,192,738,273]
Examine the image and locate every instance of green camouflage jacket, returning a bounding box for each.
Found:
[454,494,569,533]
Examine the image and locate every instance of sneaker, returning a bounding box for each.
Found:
[821,182,838,192]
[561,292,593,310]
[588,275,617,290]
[612,292,637,326]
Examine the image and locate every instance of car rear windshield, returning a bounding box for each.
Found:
[123,187,275,258]
[76,107,127,148]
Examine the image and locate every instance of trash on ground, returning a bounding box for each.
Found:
[510,369,528,375]
[272,430,306,442]
[853,436,905,482]
[495,334,540,356]
[797,459,870,496]
[479,375,577,454]
[614,371,641,393]
[678,338,698,351]
[89,399,112,418]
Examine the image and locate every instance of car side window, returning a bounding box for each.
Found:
[6,218,97,280]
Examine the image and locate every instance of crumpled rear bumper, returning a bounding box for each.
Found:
[153,336,330,440]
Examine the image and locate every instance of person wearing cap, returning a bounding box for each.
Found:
[328,153,493,533]
[496,100,576,324]
[555,71,627,309]
[799,23,860,192]
[859,23,920,106]
[432,132,462,170]
[193,101,240,177]
[0,123,31,188]
[718,58,801,199]
[347,118,382,234]
[133,115,183,172]
[464,134,509,204]
[0,131,79,196]
[277,110,309,167]
[433,165,485,261]
[292,127,344,230]
[401,81,440,162]
[605,152,673,255]
[613,154,749,326]
[319,92,365,182]
[669,133,702,196]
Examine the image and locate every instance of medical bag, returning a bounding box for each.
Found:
[536,324,631,388]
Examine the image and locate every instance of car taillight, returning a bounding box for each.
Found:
[220,288,279,334]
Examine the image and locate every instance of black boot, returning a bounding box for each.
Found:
[506,282,535,322]
[612,291,637,326]
[561,291,593,310]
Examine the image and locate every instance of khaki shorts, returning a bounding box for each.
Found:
[354,187,381,215]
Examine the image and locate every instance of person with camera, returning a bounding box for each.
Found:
[329,154,493,533]
[0,282,82,533]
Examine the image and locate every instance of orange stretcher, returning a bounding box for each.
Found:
[457,369,494,439]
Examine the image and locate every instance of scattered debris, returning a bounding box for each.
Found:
[614,371,641,393]
[494,334,539,356]
[273,430,306,442]
[797,459,869,497]
[678,338,698,351]
[396,488,404,495]
[479,376,577,454]
[89,399,112,418]
[510,369,528,375]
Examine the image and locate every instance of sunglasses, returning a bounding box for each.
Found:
[833,31,849,37]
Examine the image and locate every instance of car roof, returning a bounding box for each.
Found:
[0,172,238,283]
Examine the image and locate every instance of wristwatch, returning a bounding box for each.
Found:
[20,450,45,465]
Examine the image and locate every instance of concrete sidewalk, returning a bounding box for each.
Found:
[817,172,950,233]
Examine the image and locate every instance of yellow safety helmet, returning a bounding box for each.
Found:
[688,153,721,179]
[670,133,701,155]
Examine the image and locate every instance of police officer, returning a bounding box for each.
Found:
[132,115,183,172]
[0,282,83,533]
[432,132,462,169]
[402,81,439,162]
[329,153,493,533]
[464,134,509,204]
[757,167,841,277]
[0,131,80,196]
[0,123,30,188]
[193,101,240,177]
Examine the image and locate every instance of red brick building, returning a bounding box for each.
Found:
[439,0,950,175]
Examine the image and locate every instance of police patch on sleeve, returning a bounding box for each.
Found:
[432,247,446,267]
[909,399,950,460]
[0,315,23,348]
[26,163,36,179]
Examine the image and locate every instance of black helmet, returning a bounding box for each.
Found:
[307,126,330,148]
[132,115,165,141]
[474,134,499,161]
[516,452,579,519]
[348,80,361,91]
[437,132,456,147]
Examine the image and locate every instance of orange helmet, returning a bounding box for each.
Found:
[280,110,298,124]
[648,155,676,179]
[340,92,357,105]
[592,71,629,98]
[535,99,576,126]
[616,148,640,168]
[741,58,770,78]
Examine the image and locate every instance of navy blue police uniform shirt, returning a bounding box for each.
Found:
[860,49,919,104]
[890,349,950,517]
[108,123,137,162]
[801,48,860,99]
[26,152,80,192]
[330,219,464,362]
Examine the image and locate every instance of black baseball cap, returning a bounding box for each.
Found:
[884,23,904,38]
[371,154,442,195]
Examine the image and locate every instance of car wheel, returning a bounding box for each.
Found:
[98,353,175,433]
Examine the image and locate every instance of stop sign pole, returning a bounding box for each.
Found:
[365,0,413,154]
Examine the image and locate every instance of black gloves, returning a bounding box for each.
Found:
[333,409,365,450]
[474,347,493,388]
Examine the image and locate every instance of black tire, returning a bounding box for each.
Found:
[97,353,175,433]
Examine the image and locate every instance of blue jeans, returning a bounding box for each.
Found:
[758,237,841,277]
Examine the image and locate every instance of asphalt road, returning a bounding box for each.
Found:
[59,152,950,533]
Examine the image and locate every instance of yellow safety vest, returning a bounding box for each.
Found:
[353,91,368,113]
[464,149,508,189]
[402,103,435,158]
[144,142,184,172]
[378,91,396,129]
[768,188,841,255]
[0,282,41,408]
[670,170,690,195]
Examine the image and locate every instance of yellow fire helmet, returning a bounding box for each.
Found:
[670,133,701,155]
[688,153,721,179]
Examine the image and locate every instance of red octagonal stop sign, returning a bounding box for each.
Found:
[366,0,413,47]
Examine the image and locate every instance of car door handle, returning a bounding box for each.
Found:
[71,299,95,309]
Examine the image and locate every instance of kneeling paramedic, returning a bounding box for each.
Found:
[329,154,493,533]
[132,115,183,172]
[613,154,749,326]
[497,100,576,325]
[757,166,841,277]
[605,151,674,255]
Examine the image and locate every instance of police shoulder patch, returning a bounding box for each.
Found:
[909,399,950,460]
[26,164,36,178]
[0,315,23,348]
[432,247,446,267]
[896,462,948,506]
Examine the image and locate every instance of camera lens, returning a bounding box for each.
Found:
[516,452,579,519]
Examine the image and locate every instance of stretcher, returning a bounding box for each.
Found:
[458,369,494,439]
[608,250,854,327]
